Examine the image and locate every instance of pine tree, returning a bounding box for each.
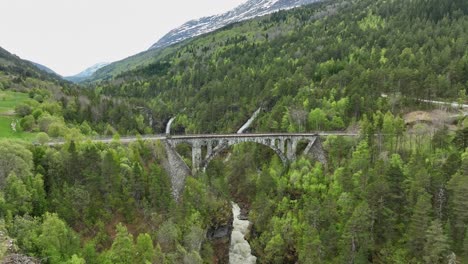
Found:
[423,220,450,264]
[340,201,373,263]
[408,192,432,256]
[463,228,468,257]
[385,154,406,221]
[299,226,323,263]
[154,243,165,264]
[135,233,155,264]
[149,164,173,212]
[110,223,135,264]
[447,165,468,251]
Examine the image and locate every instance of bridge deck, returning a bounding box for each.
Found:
[170,132,358,139]
[45,132,358,146]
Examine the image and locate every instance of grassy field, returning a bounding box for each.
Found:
[0,91,36,140]
[0,91,29,114]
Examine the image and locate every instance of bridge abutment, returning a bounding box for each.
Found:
[162,140,191,201]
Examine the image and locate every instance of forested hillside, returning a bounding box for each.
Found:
[0,46,158,140]
[0,0,468,263]
[91,0,468,134]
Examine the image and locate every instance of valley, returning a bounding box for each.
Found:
[0,0,468,263]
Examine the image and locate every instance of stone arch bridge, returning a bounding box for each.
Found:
[47,132,357,199]
[167,133,330,174]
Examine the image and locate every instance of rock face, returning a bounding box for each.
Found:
[2,254,40,264]
[207,225,232,240]
[149,0,322,50]
[206,201,234,264]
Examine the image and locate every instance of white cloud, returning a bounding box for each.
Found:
[0,0,246,76]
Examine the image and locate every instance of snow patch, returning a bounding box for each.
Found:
[149,0,322,50]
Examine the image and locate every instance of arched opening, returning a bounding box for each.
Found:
[174,142,193,170]
[296,139,312,155]
[203,139,288,172]
[274,138,282,149]
[204,141,286,202]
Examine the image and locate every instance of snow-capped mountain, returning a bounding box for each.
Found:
[65,62,110,83]
[149,0,321,50]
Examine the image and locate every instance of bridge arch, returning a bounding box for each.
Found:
[201,138,289,172]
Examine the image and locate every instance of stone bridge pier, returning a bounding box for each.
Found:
[166,134,326,174]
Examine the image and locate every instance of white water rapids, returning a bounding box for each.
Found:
[229,203,257,264]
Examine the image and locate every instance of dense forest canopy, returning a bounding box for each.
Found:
[0,0,467,263]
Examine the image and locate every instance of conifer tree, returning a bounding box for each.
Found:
[135,233,155,264]
[110,223,135,264]
[408,192,432,256]
[423,220,450,264]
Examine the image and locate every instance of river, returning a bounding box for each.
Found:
[229,202,257,264]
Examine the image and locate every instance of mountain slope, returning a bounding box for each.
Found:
[0,47,65,85]
[65,62,109,83]
[0,45,158,140]
[30,62,59,76]
[93,0,468,134]
[149,0,322,50]
[86,0,322,83]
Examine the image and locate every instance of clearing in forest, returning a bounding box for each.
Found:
[0,91,36,140]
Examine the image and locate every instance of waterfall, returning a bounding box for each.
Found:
[237,108,262,134]
[229,202,257,264]
[166,116,176,134]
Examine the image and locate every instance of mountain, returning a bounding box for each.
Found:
[30,62,59,76]
[0,46,66,85]
[149,0,322,50]
[65,62,109,83]
[86,0,324,83]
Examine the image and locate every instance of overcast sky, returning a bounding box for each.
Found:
[0,0,246,76]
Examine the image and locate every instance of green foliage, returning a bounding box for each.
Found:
[157,219,180,252]
[15,103,32,117]
[37,213,80,264]
[2,0,468,263]
[423,220,450,264]
[109,223,135,264]
[135,233,155,264]
[0,140,33,186]
[65,255,86,264]
[3,172,32,216]
[83,0,468,134]
[358,11,385,31]
[408,192,433,256]
[447,153,468,251]
[35,132,50,145]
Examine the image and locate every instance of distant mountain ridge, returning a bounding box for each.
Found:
[65,62,109,83]
[30,62,59,76]
[0,46,65,84]
[149,0,322,50]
